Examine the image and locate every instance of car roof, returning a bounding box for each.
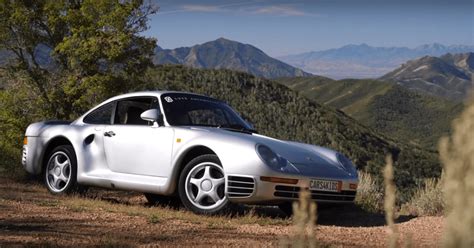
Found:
[74,91,214,124]
[105,91,211,102]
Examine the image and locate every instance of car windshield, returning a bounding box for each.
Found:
[160,93,255,132]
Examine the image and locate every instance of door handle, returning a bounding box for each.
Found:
[104,131,116,137]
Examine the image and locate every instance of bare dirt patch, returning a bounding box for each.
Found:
[0,177,443,247]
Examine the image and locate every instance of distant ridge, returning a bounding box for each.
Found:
[279,43,474,79]
[380,52,473,100]
[153,38,312,79]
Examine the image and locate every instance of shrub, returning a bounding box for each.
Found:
[355,171,384,212]
[402,177,444,216]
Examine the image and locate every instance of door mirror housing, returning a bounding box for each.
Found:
[140,109,162,126]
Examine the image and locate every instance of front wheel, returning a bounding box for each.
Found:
[44,145,78,194]
[178,154,229,215]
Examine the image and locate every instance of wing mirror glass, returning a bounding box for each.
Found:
[140,109,163,126]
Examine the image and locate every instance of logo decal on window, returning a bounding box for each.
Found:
[164,96,173,103]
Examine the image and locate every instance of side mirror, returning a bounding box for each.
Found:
[140,109,162,125]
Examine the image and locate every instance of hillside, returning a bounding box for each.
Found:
[279,43,474,79]
[134,65,440,201]
[277,77,462,149]
[380,53,473,100]
[153,38,312,79]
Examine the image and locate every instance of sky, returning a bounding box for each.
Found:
[143,0,474,57]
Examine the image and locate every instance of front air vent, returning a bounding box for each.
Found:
[21,147,28,166]
[227,176,255,198]
[274,185,356,202]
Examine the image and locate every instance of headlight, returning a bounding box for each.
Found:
[256,144,287,170]
[336,153,356,173]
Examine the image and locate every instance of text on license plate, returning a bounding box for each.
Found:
[309,179,341,192]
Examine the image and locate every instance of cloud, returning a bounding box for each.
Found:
[180,4,222,13]
[252,5,309,16]
[157,2,256,15]
[156,2,316,17]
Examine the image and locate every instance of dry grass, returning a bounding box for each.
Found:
[0,177,447,247]
[383,155,398,248]
[401,177,445,216]
[439,97,474,248]
[355,171,384,212]
[61,195,289,228]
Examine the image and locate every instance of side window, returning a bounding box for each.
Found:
[114,97,156,125]
[83,102,115,124]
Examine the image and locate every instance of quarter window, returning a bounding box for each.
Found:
[83,102,115,124]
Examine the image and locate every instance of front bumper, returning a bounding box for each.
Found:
[225,174,358,204]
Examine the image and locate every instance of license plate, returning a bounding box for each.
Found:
[309,179,341,192]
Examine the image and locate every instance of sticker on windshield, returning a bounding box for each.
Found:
[164,96,173,103]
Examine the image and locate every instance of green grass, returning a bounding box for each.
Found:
[148,214,162,224]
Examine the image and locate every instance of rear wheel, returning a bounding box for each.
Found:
[44,145,77,194]
[178,154,229,215]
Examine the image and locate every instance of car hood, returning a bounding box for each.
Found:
[186,126,356,179]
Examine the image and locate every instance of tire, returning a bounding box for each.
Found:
[278,202,294,216]
[178,154,229,215]
[144,193,181,209]
[44,145,78,194]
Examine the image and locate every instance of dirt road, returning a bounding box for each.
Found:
[0,177,443,247]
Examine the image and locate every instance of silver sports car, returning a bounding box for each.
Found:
[22,91,358,215]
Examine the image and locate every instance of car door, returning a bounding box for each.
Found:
[82,101,116,173]
[103,97,174,177]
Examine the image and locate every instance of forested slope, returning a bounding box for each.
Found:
[277,77,462,148]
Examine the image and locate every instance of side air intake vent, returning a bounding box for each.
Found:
[227,176,255,198]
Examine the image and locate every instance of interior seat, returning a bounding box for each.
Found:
[125,106,147,125]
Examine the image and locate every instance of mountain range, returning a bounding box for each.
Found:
[279,43,474,79]
[380,53,473,100]
[153,38,311,79]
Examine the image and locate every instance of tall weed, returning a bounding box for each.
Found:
[384,155,398,248]
[280,189,318,247]
[439,98,474,248]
